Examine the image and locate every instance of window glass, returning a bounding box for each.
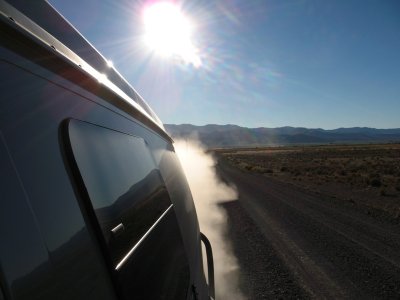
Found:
[67,119,171,265]
[67,119,190,299]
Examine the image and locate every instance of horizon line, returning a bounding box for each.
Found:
[164,123,400,131]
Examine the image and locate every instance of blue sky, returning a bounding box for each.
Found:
[50,0,400,129]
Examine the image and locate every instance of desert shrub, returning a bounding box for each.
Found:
[280,166,288,172]
[238,162,251,170]
[384,167,395,175]
[370,178,382,187]
[380,189,387,196]
[252,166,266,173]
[369,173,380,179]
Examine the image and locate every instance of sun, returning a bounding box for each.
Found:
[143,2,201,67]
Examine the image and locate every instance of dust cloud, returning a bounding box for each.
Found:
[174,139,246,300]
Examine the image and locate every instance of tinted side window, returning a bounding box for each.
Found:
[66,120,190,299]
[68,120,171,265]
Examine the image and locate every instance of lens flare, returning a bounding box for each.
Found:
[143,2,201,67]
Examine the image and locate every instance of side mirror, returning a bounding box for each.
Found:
[200,232,215,300]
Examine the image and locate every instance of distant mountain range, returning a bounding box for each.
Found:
[164,124,400,148]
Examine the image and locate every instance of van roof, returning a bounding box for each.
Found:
[0,0,167,134]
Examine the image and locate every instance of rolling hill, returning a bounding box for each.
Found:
[164,124,400,148]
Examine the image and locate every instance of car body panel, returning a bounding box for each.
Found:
[0,1,212,299]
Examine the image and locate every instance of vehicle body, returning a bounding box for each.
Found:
[0,1,214,299]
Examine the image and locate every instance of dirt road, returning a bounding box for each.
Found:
[217,157,400,299]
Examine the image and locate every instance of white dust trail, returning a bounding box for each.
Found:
[174,139,245,300]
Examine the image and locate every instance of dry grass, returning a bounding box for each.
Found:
[215,143,400,219]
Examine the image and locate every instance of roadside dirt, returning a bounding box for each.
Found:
[216,155,400,299]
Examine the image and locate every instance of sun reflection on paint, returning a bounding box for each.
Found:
[106,60,114,68]
[97,73,108,84]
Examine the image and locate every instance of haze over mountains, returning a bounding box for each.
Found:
[165,124,400,148]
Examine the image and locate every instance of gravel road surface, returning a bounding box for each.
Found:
[217,157,400,299]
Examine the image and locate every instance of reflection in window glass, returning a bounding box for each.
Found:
[67,120,171,265]
[67,120,190,299]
